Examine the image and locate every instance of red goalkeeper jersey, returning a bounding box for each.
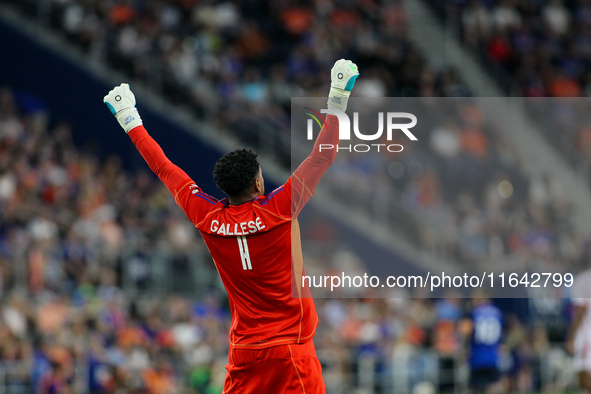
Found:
[128,115,339,349]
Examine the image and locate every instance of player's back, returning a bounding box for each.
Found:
[120,113,340,351]
[197,185,317,349]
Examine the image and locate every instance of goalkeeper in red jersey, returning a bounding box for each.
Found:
[104,59,359,393]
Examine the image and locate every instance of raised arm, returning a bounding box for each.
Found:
[127,125,193,200]
[290,59,359,217]
[103,84,213,222]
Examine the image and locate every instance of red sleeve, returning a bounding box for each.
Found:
[262,114,339,218]
[128,125,217,224]
[290,114,339,217]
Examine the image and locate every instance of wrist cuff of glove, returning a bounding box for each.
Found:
[115,108,143,133]
[327,87,351,111]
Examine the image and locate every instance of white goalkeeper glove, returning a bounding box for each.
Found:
[103,83,143,133]
[327,59,359,111]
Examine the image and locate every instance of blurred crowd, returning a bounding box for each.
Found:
[0,86,233,392]
[0,84,576,393]
[14,0,585,273]
[429,0,591,181]
[1,0,589,392]
[321,97,588,275]
[0,85,576,394]
[439,0,587,98]
[8,0,470,168]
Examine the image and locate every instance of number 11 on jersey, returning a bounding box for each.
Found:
[237,236,252,270]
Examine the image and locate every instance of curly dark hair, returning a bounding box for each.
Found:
[213,149,260,197]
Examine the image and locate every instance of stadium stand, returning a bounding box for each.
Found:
[6,0,585,273]
[0,0,585,392]
[0,86,229,392]
[5,0,471,169]
[426,0,591,180]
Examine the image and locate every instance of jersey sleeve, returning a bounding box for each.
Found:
[290,114,339,218]
[254,114,339,219]
[128,125,216,224]
[257,114,339,219]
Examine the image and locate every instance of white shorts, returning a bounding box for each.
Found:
[574,332,591,372]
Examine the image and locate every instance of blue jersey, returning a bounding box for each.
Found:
[469,303,503,369]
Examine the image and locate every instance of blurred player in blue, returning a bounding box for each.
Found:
[463,293,504,393]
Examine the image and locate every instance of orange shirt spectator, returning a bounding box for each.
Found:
[433,320,458,356]
[461,127,488,159]
[281,8,314,35]
[330,9,360,29]
[548,74,582,97]
[109,4,136,26]
[117,326,147,349]
[405,324,426,346]
[143,366,177,394]
[235,25,269,61]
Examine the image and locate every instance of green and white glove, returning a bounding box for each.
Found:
[103,83,143,133]
[327,59,359,111]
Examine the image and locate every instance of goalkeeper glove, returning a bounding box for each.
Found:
[103,83,143,133]
[327,59,359,111]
